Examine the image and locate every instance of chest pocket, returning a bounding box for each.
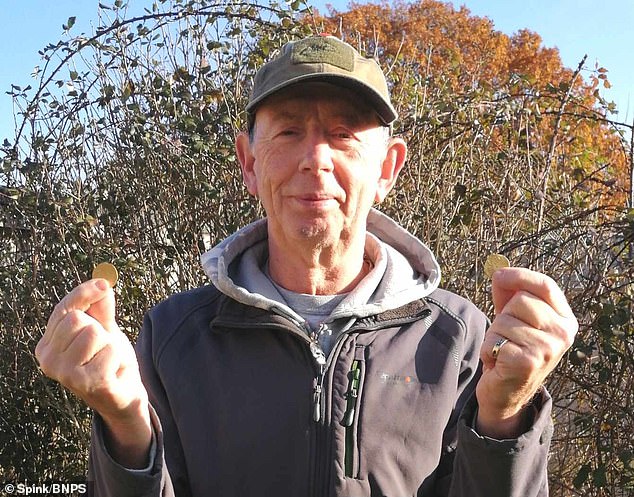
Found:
[344,324,462,488]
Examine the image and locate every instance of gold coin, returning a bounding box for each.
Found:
[484,254,510,278]
[92,262,119,287]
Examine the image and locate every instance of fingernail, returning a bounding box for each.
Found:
[95,279,108,291]
[492,269,505,281]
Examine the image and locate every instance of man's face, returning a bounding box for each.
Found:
[237,84,405,252]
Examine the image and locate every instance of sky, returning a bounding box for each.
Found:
[1,0,632,144]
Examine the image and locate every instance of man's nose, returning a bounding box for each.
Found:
[299,134,334,173]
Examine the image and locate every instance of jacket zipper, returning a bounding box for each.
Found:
[312,364,325,422]
[309,326,327,422]
[215,304,433,496]
[308,323,330,497]
[342,360,360,428]
[342,359,361,477]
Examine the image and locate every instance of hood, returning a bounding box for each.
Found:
[200,209,441,324]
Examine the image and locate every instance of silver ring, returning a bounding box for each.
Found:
[491,338,509,359]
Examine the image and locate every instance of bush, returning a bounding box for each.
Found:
[1,0,632,494]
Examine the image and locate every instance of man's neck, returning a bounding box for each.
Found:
[267,236,369,295]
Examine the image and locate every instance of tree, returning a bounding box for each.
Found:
[310,0,630,210]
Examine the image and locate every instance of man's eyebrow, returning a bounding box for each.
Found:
[269,107,375,128]
[270,110,302,122]
[330,105,381,127]
[333,113,368,127]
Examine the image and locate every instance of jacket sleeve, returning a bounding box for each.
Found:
[430,297,552,497]
[87,406,174,497]
[447,388,552,497]
[87,312,187,497]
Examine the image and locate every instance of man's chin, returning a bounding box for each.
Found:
[297,223,331,240]
[272,215,346,246]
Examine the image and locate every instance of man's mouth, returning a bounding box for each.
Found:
[294,193,338,208]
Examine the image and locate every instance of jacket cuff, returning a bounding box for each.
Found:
[467,389,543,439]
[452,389,553,497]
[460,386,553,448]
[87,405,164,497]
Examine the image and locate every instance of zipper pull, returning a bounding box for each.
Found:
[315,322,332,338]
[313,383,322,422]
[312,366,325,422]
[341,363,360,427]
[310,341,326,367]
[342,394,357,427]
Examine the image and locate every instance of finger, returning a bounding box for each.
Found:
[480,324,542,370]
[492,267,574,318]
[37,310,102,376]
[86,280,117,333]
[482,314,570,370]
[78,342,140,417]
[65,322,114,367]
[79,342,121,392]
[43,279,113,347]
[481,333,510,371]
[57,341,121,409]
[39,315,111,384]
[499,290,569,333]
[49,309,97,356]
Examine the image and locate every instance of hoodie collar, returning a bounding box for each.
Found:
[200,209,441,322]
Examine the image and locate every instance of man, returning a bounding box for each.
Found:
[36,35,577,496]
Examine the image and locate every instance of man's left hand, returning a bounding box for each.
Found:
[475,267,578,438]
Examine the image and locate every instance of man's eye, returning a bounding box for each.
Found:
[332,130,353,140]
[279,129,299,137]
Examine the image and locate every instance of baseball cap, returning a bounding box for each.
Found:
[246,35,398,125]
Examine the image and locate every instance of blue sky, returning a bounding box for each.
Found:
[1,0,632,143]
[458,0,633,121]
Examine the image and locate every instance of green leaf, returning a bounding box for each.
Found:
[63,16,76,31]
[593,466,607,487]
[612,308,629,326]
[573,464,590,489]
[597,314,612,333]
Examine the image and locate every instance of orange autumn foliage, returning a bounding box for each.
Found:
[313,1,571,90]
[307,0,628,208]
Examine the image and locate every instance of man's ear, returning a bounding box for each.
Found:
[375,137,407,203]
[235,131,258,197]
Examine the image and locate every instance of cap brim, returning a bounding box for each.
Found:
[246,73,397,126]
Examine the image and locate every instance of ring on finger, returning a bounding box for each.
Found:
[491,338,510,359]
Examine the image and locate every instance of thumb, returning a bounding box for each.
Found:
[491,268,517,315]
[86,279,118,332]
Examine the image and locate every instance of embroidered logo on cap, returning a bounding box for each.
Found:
[291,37,355,72]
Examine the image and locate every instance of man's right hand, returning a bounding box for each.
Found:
[35,279,152,469]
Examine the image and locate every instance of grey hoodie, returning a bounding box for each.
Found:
[88,209,552,496]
